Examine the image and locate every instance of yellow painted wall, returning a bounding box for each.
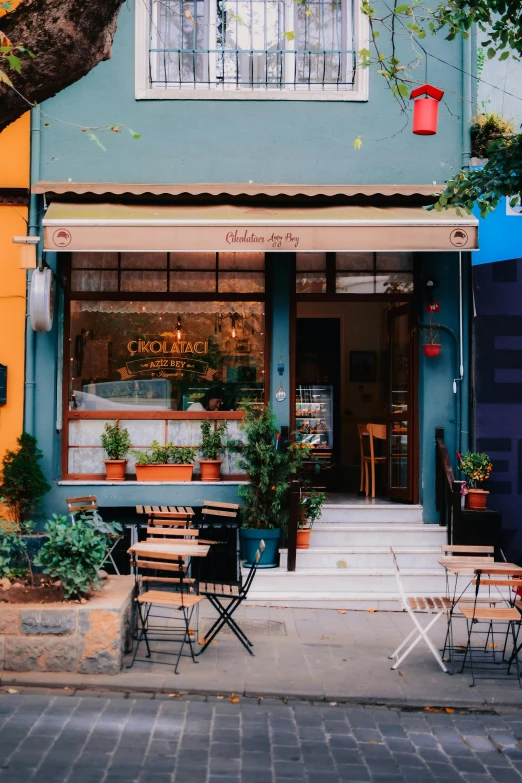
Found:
[0,113,30,462]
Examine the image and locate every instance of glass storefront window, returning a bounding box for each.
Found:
[71,252,265,294]
[69,301,265,412]
[296,253,327,293]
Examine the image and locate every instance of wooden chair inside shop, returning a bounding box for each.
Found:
[360,424,387,498]
[66,495,124,575]
[127,547,203,674]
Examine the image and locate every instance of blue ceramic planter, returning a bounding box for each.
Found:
[240,528,280,568]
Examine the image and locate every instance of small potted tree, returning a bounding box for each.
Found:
[458,451,493,509]
[0,433,51,566]
[100,420,131,481]
[132,441,197,482]
[297,489,326,549]
[199,420,227,482]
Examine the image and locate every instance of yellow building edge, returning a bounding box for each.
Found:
[0,113,30,464]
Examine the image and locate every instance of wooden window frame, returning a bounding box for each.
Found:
[62,253,271,479]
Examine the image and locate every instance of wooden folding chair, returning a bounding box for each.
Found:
[389,548,450,672]
[365,424,387,498]
[127,548,204,674]
[458,566,522,687]
[66,495,124,575]
[357,424,368,494]
[198,541,265,656]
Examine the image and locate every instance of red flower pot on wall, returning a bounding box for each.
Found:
[423,344,441,357]
[410,84,444,135]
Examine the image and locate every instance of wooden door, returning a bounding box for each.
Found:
[386,303,416,501]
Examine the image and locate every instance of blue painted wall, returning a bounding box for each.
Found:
[472,198,522,267]
[36,1,467,186]
[416,252,471,522]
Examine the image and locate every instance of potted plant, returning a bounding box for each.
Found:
[0,433,51,568]
[297,489,326,549]
[199,420,227,482]
[235,405,293,568]
[458,451,493,509]
[100,420,131,481]
[131,441,197,482]
[470,112,515,158]
[422,323,441,357]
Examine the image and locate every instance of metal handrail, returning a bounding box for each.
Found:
[435,426,464,544]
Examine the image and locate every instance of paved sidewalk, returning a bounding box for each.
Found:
[2,606,522,708]
[2,692,522,782]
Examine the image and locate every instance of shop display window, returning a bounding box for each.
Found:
[69,300,265,412]
[295,252,414,295]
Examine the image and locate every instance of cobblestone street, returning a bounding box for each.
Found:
[1,692,522,782]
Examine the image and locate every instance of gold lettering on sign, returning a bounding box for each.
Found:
[225,229,299,248]
[127,339,209,356]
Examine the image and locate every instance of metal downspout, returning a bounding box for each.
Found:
[460,32,473,453]
[24,107,40,435]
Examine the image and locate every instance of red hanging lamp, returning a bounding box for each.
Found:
[410,84,444,135]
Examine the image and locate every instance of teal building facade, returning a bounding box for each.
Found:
[25,0,478,524]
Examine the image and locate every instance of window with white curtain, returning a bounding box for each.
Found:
[146,0,359,92]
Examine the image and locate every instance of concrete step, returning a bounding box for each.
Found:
[278,547,444,569]
[319,504,423,524]
[309,524,446,548]
[248,567,447,595]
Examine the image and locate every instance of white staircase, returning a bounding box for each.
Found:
[247,501,448,610]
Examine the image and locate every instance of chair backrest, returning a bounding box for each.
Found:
[440,544,494,566]
[146,527,199,539]
[368,424,386,465]
[242,539,266,595]
[358,424,369,457]
[66,495,97,517]
[202,500,240,521]
[150,511,191,528]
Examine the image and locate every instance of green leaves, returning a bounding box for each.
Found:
[36,516,108,599]
[101,420,131,460]
[353,136,363,150]
[88,133,107,152]
[283,31,295,41]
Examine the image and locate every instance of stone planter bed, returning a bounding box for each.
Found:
[0,576,135,675]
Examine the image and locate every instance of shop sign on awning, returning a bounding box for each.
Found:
[43,202,478,253]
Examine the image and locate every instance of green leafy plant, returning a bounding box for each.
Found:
[77,509,122,538]
[0,433,51,527]
[470,113,516,158]
[0,533,30,582]
[35,515,107,599]
[458,452,493,489]
[131,441,197,466]
[199,420,228,461]
[100,420,131,460]
[299,489,326,529]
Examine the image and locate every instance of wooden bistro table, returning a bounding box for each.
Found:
[440,560,522,671]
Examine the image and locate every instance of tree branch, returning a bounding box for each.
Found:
[0,0,126,132]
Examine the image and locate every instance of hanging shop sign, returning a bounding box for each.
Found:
[30,267,54,332]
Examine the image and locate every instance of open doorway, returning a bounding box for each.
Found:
[294,301,416,501]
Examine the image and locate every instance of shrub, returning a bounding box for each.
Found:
[131,441,197,465]
[299,489,326,529]
[200,420,228,461]
[470,113,516,158]
[100,420,131,460]
[35,515,108,599]
[0,433,51,527]
[0,533,30,581]
[458,452,493,489]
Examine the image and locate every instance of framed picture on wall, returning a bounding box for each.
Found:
[349,351,376,383]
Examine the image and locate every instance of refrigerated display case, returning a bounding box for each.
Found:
[295,385,333,453]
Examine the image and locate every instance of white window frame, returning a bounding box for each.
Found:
[135,0,369,101]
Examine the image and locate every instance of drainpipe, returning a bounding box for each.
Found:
[462,32,472,171]
[24,107,41,435]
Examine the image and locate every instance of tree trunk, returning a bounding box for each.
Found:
[0,0,126,132]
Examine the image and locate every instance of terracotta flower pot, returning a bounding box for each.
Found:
[199,459,222,482]
[297,528,312,549]
[423,344,441,358]
[465,489,489,510]
[104,459,126,481]
[135,464,194,482]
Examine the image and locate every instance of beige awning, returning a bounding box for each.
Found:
[43,202,478,253]
[34,181,440,197]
